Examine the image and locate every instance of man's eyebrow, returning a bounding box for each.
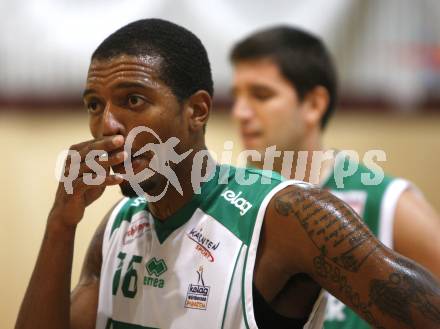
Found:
[82,81,155,98]
[113,81,155,90]
[82,88,97,98]
[250,83,271,90]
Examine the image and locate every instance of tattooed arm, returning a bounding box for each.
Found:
[265,182,440,329]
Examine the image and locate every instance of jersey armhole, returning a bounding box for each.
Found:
[378,179,411,249]
[303,289,327,329]
[242,180,327,329]
[242,180,294,328]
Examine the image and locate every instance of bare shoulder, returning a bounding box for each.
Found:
[394,187,440,277]
[394,187,440,234]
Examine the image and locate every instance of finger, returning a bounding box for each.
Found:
[76,135,125,160]
[76,150,127,175]
[105,174,125,186]
[63,136,125,175]
[71,173,124,193]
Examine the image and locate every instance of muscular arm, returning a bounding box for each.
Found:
[71,212,111,329]
[267,182,440,329]
[14,220,77,329]
[15,135,125,329]
[393,188,440,278]
[15,209,112,329]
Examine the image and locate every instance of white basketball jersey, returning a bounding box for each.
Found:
[96,165,326,329]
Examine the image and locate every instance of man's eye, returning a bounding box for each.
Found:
[252,90,273,101]
[86,101,101,113]
[127,95,146,107]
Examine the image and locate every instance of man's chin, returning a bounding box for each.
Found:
[241,133,265,148]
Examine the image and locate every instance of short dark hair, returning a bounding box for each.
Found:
[230,26,337,129]
[92,18,214,102]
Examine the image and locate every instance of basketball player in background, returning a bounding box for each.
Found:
[230,25,440,329]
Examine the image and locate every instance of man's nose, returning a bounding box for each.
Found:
[232,97,254,122]
[100,104,125,137]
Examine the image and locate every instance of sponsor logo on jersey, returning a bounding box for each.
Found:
[123,214,151,245]
[185,266,210,310]
[187,227,220,262]
[144,257,167,289]
[221,189,252,216]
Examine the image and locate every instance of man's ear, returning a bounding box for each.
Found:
[302,86,329,128]
[185,90,211,132]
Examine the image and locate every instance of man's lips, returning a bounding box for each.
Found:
[241,130,263,140]
[111,153,150,175]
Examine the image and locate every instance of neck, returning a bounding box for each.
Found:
[147,142,213,220]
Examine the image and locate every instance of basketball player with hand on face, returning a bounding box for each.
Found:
[15,19,440,329]
[230,25,440,329]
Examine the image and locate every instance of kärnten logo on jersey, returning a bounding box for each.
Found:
[221,189,253,216]
[185,266,210,310]
[144,257,167,289]
[187,227,220,262]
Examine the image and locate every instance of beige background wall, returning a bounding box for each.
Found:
[1,110,439,328]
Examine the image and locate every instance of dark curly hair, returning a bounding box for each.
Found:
[92,18,214,102]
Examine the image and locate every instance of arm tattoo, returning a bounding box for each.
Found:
[274,185,379,272]
[369,257,440,328]
[275,184,440,328]
[314,251,385,329]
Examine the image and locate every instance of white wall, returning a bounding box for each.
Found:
[2,0,439,106]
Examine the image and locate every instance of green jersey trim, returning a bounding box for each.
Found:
[110,196,151,239]
[199,166,284,246]
[108,165,284,246]
[242,243,251,329]
[241,180,316,329]
[150,165,221,243]
[221,243,245,329]
[109,165,220,242]
[151,192,204,244]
